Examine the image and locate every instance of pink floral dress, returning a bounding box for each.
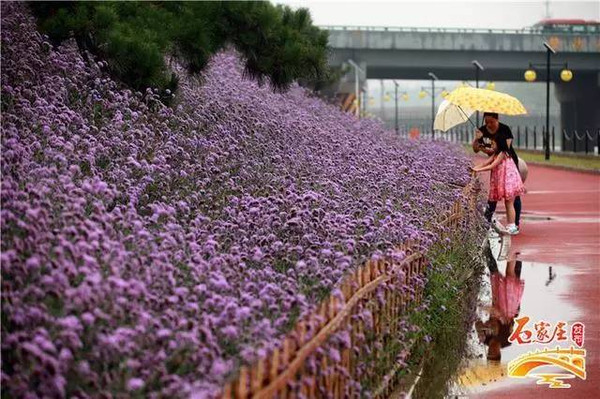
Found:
[491,273,525,324]
[488,154,525,201]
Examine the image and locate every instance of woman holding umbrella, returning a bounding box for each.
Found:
[473,112,525,234]
[435,87,529,234]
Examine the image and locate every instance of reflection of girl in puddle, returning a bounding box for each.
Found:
[476,258,524,361]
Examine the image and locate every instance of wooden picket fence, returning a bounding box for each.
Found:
[219,180,480,399]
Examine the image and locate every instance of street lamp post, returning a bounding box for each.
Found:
[380,80,385,121]
[472,60,485,126]
[543,42,555,161]
[523,44,572,161]
[428,72,438,138]
[347,59,364,118]
[420,82,446,139]
[394,80,399,134]
[392,81,408,135]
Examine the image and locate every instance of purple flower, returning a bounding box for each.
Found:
[0,3,475,396]
[127,378,144,391]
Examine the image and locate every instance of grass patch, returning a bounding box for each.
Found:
[517,150,600,171]
[463,144,600,171]
[393,222,486,398]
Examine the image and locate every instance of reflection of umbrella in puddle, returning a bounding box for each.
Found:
[457,360,506,387]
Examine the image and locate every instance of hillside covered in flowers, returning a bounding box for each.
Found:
[1,4,471,397]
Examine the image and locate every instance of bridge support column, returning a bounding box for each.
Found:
[555,72,600,133]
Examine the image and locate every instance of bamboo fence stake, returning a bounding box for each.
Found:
[221,383,232,399]
[236,367,249,399]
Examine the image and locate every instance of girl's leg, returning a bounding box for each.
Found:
[505,199,515,224]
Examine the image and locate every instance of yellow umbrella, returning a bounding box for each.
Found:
[444,87,527,115]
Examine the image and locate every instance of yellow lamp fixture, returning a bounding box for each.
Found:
[524,69,537,82]
[384,94,391,102]
[486,82,496,90]
[560,69,573,82]
[402,93,409,101]
[419,90,427,99]
[441,90,449,98]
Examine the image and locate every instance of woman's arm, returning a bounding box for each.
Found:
[472,129,483,153]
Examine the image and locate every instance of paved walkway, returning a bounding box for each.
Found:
[471,163,600,398]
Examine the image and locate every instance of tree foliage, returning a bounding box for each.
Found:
[29,1,330,98]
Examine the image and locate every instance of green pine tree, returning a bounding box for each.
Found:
[29,1,332,101]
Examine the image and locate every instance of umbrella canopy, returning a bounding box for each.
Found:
[434,100,476,132]
[445,87,527,115]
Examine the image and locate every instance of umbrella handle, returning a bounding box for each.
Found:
[458,106,478,129]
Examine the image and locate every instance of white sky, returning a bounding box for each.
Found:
[272,0,597,117]
[273,0,599,30]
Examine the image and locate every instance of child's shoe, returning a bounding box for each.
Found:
[507,224,519,235]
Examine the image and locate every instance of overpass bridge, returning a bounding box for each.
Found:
[325,26,600,131]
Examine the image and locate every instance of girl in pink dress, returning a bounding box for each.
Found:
[472,137,525,234]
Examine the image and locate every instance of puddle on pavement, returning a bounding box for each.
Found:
[449,231,583,397]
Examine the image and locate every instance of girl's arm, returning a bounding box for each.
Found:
[475,152,505,172]
[479,154,496,167]
[471,153,497,171]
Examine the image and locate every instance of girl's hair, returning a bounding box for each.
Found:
[493,135,510,155]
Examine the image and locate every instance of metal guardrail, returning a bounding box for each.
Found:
[436,126,600,156]
[321,25,600,36]
[393,124,600,155]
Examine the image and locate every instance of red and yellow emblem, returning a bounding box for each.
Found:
[507,318,587,389]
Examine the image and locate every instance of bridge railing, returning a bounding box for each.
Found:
[321,25,595,36]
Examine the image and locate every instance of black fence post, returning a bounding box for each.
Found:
[542,126,546,151]
[562,129,566,152]
[574,130,577,153]
[517,126,521,148]
[533,126,537,150]
[552,126,555,152]
[585,130,589,154]
[525,126,529,149]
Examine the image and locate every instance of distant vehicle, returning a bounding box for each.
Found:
[531,19,599,34]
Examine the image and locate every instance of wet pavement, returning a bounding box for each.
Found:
[450,234,583,397]
[453,163,600,398]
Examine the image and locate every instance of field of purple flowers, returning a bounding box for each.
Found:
[1,4,472,397]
